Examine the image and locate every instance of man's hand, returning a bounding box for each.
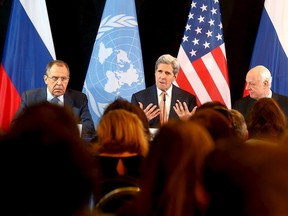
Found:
[173,100,197,121]
[139,102,160,121]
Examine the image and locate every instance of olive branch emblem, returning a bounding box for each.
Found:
[96,14,138,40]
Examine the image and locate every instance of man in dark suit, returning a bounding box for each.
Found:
[14,60,96,140]
[233,65,288,117]
[131,54,197,128]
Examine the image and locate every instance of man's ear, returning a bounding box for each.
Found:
[44,74,48,84]
[263,80,269,87]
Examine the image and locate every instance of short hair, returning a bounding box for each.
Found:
[190,107,235,145]
[230,109,247,141]
[155,54,180,76]
[45,60,70,75]
[251,65,272,87]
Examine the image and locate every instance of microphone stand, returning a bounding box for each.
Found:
[162,92,166,125]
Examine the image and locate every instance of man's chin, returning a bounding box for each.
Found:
[53,90,64,96]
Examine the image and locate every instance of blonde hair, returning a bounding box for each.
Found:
[97,109,149,156]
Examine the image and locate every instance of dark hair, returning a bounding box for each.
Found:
[2,102,96,215]
[45,59,70,75]
[123,120,214,216]
[246,98,287,140]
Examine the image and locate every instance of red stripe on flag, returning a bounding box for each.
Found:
[176,67,201,106]
[177,68,196,95]
[0,64,21,132]
[211,47,230,86]
[192,58,225,104]
[243,83,249,97]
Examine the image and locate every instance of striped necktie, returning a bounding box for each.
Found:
[51,97,60,105]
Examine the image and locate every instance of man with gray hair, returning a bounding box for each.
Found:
[131,54,197,128]
[233,65,288,117]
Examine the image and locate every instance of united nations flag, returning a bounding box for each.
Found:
[83,0,145,127]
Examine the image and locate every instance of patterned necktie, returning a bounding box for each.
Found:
[159,91,168,125]
[51,97,60,105]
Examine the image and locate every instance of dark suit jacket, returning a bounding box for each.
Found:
[131,84,197,128]
[233,92,288,118]
[15,88,96,139]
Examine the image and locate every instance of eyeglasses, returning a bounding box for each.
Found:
[46,75,69,82]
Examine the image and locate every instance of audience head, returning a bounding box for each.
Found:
[245,97,286,141]
[103,97,150,140]
[127,120,214,216]
[154,54,179,92]
[203,142,288,216]
[197,101,232,124]
[245,65,272,100]
[97,109,149,157]
[190,107,237,147]
[198,100,228,109]
[1,102,96,215]
[44,59,70,97]
[230,109,248,142]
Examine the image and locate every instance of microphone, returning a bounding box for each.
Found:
[162,92,166,125]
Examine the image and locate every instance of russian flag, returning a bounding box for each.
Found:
[0,0,56,132]
[244,0,288,97]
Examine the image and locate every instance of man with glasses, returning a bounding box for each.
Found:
[131,54,197,128]
[14,60,96,140]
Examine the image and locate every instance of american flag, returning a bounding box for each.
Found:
[175,0,231,108]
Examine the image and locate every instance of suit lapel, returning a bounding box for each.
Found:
[169,85,179,119]
[150,85,159,106]
[35,88,47,103]
[63,90,73,107]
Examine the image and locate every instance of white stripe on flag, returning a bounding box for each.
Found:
[176,45,212,105]
[21,0,56,59]
[202,45,231,108]
[265,0,288,58]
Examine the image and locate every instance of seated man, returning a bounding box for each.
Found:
[131,54,197,128]
[14,60,96,140]
[233,65,288,118]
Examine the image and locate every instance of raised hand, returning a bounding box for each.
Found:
[138,102,160,121]
[173,100,197,121]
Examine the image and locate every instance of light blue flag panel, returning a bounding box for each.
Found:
[83,0,145,127]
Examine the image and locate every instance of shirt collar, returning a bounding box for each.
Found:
[267,89,272,98]
[47,88,64,103]
[157,85,173,97]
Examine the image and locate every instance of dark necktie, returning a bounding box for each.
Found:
[51,97,60,105]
